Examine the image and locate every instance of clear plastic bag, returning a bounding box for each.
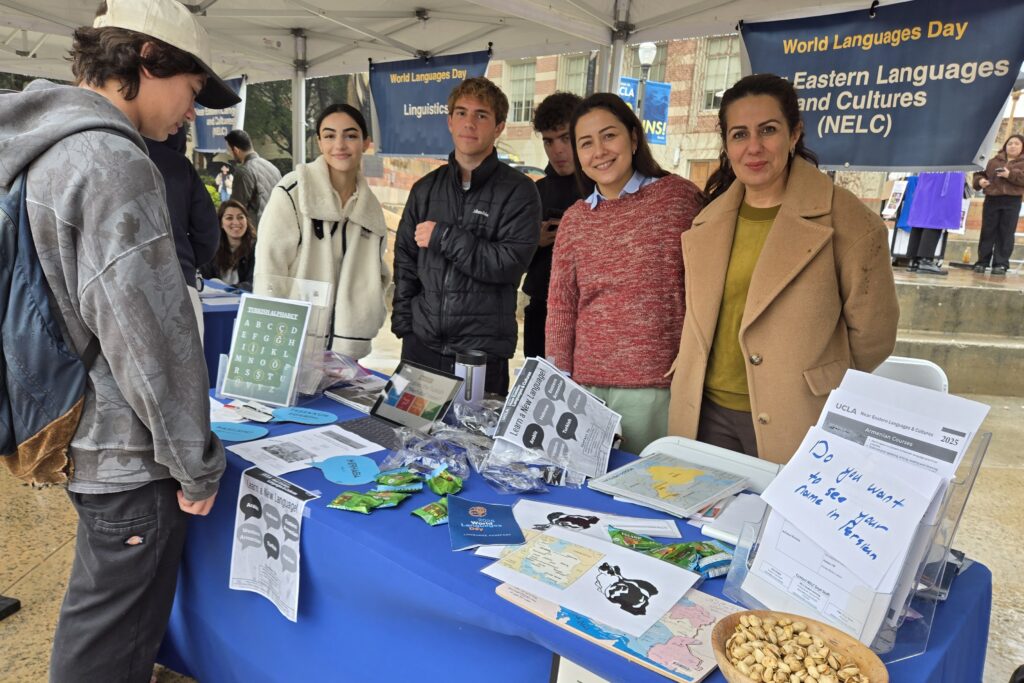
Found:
[378,428,471,480]
[313,351,371,395]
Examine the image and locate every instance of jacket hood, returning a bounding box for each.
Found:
[293,154,387,236]
[0,79,145,188]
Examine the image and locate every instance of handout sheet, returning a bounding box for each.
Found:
[227,425,382,476]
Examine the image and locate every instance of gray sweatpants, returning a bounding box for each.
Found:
[50,478,188,683]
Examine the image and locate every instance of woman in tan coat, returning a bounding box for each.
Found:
[667,74,899,464]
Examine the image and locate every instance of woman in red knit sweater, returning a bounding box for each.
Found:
[546,93,704,452]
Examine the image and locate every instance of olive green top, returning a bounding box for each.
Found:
[703,202,780,412]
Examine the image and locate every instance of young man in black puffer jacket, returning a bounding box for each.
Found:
[392,77,541,396]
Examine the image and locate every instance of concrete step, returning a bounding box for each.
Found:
[895,271,1024,337]
[894,330,1024,396]
[945,233,1024,263]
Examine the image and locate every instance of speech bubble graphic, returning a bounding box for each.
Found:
[533,398,557,427]
[544,373,566,401]
[271,406,337,425]
[522,423,545,450]
[281,513,301,542]
[556,412,579,440]
[263,533,281,560]
[567,388,589,414]
[263,503,282,530]
[547,438,570,461]
[314,455,379,485]
[280,545,298,573]
[239,494,263,520]
[236,522,262,550]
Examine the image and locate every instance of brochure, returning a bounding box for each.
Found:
[324,375,387,414]
[447,495,525,551]
[493,358,621,479]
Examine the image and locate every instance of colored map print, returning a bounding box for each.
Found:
[603,453,745,512]
[557,593,734,681]
[498,534,603,590]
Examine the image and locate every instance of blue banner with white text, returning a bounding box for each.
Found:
[741,0,1024,170]
[369,51,490,155]
[617,77,671,145]
[194,77,246,153]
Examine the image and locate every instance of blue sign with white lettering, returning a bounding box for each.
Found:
[369,51,490,155]
[617,77,671,145]
[194,77,245,153]
[741,0,1024,170]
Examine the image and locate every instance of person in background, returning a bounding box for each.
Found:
[392,77,541,396]
[201,199,256,291]
[145,126,220,336]
[522,91,593,359]
[225,128,282,228]
[254,103,390,360]
[215,162,233,203]
[668,73,899,464]
[972,134,1024,276]
[545,93,704,452]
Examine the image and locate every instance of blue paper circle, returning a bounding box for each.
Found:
[272,407,338,425]
[314,456,380,485]
[212,422,270,442]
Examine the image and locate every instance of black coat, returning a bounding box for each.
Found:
[199,243,255,291]
[392,149,541,358]
[522,165,590,301]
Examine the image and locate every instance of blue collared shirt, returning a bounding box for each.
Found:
[584,170,657,208]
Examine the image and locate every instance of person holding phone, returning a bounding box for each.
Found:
[522,92,594,358]
[972,134,1024,275]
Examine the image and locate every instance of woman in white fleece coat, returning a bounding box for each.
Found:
[254,104,391,359]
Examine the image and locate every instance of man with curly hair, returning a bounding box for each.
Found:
[0,1,236,679]
[522,92,593,358]
[392,77,541,395]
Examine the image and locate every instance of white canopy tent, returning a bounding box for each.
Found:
[1,0,900,159]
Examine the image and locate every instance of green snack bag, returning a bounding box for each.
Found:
[366,489,410,508]
[426,465,462,495]
[412,497,449,526]
[646,543,702,571]
[375,468,422,487]
[607,527,663,553]
[327,491,383,514]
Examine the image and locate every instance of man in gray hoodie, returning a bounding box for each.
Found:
[0,1,237,680]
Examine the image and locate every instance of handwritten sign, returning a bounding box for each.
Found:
[761,427,942,589]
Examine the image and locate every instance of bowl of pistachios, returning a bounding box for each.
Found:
[711,610,887,683]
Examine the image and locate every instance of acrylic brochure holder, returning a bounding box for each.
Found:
[246,275,334,398]
[722,431,991,664]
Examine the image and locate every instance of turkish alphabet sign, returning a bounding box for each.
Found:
[369,51,490,155]
[741,0,1024,170]
[617,77,671,145]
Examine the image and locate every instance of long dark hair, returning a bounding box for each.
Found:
[999,134,1024,160]
[569,93,667,196]
[213,200,255,274]
[704,74,819,202]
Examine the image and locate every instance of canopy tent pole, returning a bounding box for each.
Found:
[606,0,632,94]
[291,28,308,165]
[596,45,611,93]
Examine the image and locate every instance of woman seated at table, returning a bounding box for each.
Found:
[254,103,391,359]
[546,93,704,452]
[668,74,899,464]
[200,199,256,290]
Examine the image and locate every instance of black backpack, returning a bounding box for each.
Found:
[0,172,99,485]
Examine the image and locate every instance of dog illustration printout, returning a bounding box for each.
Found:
[483,526,698,637]
[595,562,660,616]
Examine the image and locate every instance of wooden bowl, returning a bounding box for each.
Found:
[711,610,888,683]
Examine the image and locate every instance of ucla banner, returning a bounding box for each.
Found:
[742,0,1024,170]
[194,77,246,153]
[370,51,490,155]
[617,77,671,145]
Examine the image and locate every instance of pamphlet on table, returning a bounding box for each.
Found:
[482,526,699,637]
[324,375,387,413]
[589,452,748,518]
[227,425,381,476]
[229,467,319,622]
[493,358,620,479]
[498,583,741,683]
[448,495,525,551]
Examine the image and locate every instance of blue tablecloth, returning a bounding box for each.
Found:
[158,396,991,683]
[200,281,241,387]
